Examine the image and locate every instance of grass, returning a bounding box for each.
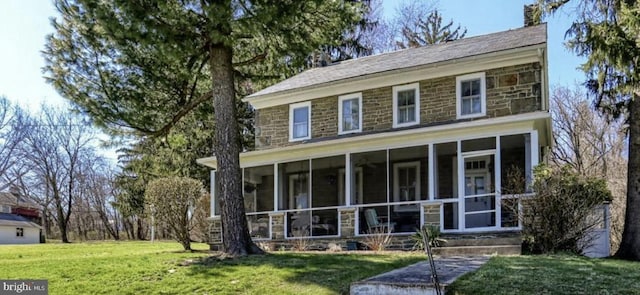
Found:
[0,241,423,295]
[447,254,640,295]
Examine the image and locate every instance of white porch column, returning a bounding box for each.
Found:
[273,164,279,211]
[530,130,539,167]
[345,152,352,206]
[210,170,216,217]
[524,134,531,190]
[495,136,502,227]
[524,130,539,190]
[456,140,464,230]
[428,143,435,200]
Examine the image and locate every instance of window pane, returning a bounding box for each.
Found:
[443,202,459,229]
[312,155,345,207]
[501,198,519,227]
[398,90,415,106]
[398,106,416,123]
[342,98,359,131]
[350,100,359,114]
[293,107,308,124]
[399,167,408,185]
[462,81,471,97]
[472,97,481,113]
[293,106,309,138]
[244,165,275,213]
[343,100,351,115]
[462,98,472,115]
[407,107,415,122]
[471,79,480,96]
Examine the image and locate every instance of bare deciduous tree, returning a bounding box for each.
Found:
[18,105,100,243]
[0,97,28,190]
[550,85,627,253]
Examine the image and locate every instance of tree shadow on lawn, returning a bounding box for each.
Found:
[185,252,423,294]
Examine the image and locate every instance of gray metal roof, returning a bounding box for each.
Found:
[248,24,546,99]
[0,213,41,228]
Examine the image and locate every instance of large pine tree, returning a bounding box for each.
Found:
[44,0,364,255]
[538,0,640,260]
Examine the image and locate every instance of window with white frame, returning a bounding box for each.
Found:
[16,228,24,237]
[392,83,420,127]
[456,72,486,119]
[393,161,420,212]
[338,93,362,134]
[289,102,311,141]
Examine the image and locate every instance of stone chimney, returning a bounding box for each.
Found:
[524,4,540,27]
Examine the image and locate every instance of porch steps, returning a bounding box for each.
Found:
[434,244,521,256]
[435,236,522,256]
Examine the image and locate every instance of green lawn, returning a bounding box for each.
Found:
[0,241,423,295]
[447,255,640,295]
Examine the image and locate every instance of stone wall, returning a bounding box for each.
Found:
[254,63,542,150]
[208,203,440,251]
[423,203,441,227]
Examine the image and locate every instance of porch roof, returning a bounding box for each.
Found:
[197,111,552,169]
[245,24,546,105]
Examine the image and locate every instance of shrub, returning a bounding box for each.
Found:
[290,229,310,251]
[412,225,446,250]
[363,228,391,251]
[520,165,611,254]
[145,177,204,251]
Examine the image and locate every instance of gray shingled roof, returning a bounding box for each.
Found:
[0,213,41,228]
[247,24,546,99]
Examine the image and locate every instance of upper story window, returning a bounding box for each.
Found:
[392,83,420,128]
[289,101,311,141]
[456,72,486,119]
[338,93,362,134]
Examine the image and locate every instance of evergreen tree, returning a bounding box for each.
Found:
[44,0,364,256]
[538,0,640,260]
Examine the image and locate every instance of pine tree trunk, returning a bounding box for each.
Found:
[615,94,640,260]
[209,44,264,256]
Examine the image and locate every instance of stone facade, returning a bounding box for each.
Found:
[208,204,439,251]
[339,207,357,237]
[423,203,441,227]
[269,212,285,240]
[254,63,542,150]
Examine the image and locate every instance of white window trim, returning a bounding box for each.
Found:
[338,167,363,205]
[392,83,420,128]
[338,93,363,135]
[393,161,421,212]
[456,72,487,119]
[289,101,311,142]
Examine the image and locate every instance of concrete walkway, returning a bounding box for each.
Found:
[350,256,490,295]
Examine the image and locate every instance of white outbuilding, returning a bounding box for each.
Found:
[0,213,41,245]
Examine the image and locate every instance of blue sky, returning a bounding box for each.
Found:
[0,0,584,110]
